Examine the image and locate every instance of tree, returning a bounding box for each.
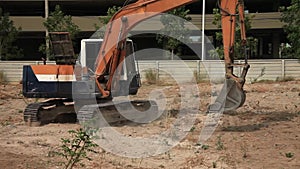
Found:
[156,7,191,60]
[93,6,121,38]
[281,0,300,58]
[95,6,121,29]
[209,8,257,60]
[40,5,80,59]
[0,7,23,60]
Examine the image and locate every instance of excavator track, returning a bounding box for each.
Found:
[24,102,44,126]
[24,99,76,126]
[77,100,159,128]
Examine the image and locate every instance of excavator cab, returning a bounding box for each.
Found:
[75,38,140,98]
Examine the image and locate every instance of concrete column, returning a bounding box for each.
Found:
[259,38,263,57]
[272,33,280,58]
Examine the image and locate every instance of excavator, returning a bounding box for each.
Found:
[22,0,249,126]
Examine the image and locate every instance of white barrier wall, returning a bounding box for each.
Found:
[0,60,299,83]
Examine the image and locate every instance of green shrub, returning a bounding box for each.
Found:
[144,69,157,84]
[51,128,98,169]
[276,76,295,82]
[193,70,208,83]
[250,67,265,83]
[285,152,294,158]
[216,135,224,150]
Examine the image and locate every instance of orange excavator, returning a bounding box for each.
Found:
[22,0,249,125]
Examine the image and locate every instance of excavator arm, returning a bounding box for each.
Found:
[94,0,198,97]
[208,0,250,112]
[220,0,249,88]
[94,0,249,111]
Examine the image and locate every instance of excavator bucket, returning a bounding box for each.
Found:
[208,79,246,113]
[49,32,76,65]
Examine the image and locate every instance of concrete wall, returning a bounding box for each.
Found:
[0,60,299,83]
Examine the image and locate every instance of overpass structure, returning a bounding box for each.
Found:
[0,0,291,60]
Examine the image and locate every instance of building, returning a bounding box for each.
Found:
[0,0,291,60]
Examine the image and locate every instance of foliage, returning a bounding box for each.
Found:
[144,69,157,84]
[276,76,295,82]
[0,7,23,60]
[189,126,195,132]
[0,70,5,82]
[212,161,217,168]
[156,7,191,59]
[40,5,80,58]
[280,0,300,58]
[201,144,209,150]
[210,8,258,59]
[285,152,294,158]
[95,6,121,29]
[52,128,98,169]
[43,5,80,39]
[240,143,249,158]
[193,70,209,83]
[249,67,265,83]
[279,43,293,58]
[216,135,224,150]
[93,6,121,38]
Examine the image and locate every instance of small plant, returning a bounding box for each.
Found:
[276,76,295,82]
[158,164,165,168]
[53,128,99,169]
[144,69,157,84]
[201,144,209,150]
[0,121,11,126]
[0,71,5,83]
[250,67,265,83]
[240,143,249,158]
[193,70,200,83]
[285,152,294,158]
[164,151,172,159]
[216,135,224,150]
[212,161,217,168]
[189,126,196,132]
[193,70,208,83]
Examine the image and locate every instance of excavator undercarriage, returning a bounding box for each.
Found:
[24,99,158,126]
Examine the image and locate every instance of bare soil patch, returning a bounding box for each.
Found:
[0,81,299,169]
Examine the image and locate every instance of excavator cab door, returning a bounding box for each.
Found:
[111,40,141,96]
